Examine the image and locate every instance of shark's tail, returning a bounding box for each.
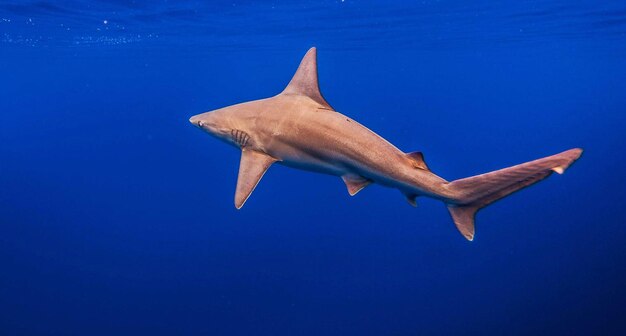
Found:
[445,148,583,241]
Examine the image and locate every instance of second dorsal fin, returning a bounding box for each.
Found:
[406,151,430,171]
[281,47,333,110]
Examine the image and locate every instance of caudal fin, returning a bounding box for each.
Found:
[446,148,583,241]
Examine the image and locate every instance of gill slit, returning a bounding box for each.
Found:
[230,129,250,148]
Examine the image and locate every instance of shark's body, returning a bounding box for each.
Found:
[190,48,582,240]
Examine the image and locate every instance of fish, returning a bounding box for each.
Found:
[189,47,583,241]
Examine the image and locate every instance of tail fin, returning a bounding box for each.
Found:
[446,148,583,241]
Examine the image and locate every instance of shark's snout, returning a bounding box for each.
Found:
[189,112,221,135]
[190,114,213,130]
[189,115,202,126]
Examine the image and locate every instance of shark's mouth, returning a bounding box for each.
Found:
[230,129,250,148]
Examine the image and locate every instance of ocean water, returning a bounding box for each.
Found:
[1,1,625,335]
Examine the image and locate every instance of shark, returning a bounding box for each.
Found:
[189,48,582,241]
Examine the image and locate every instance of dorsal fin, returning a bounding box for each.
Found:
[234,149,278,209]
[406,151,429,171]
[281,47,333,110]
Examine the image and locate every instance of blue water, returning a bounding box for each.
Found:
[1,1,625,335]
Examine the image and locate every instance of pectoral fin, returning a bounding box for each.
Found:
[235,149,278,209]
[342,175,371,196]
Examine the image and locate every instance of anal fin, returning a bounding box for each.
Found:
[342,175,371,196]
[403,192,418,207]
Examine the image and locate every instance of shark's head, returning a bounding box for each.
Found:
[189,101,258,148]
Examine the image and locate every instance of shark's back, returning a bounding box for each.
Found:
[256,94,405,175]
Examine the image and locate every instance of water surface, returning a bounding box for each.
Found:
[1,1,625,335]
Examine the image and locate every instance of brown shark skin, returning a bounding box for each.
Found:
[189,47,582,240]
[191,94,452,199]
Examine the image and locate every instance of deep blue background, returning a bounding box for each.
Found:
[1,1,626,335]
